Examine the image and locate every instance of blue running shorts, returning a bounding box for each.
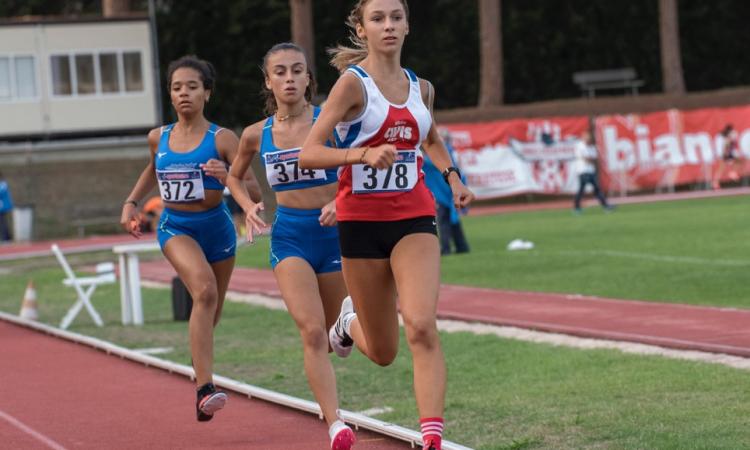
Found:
[270,205,342,273]
[157,203,236,263]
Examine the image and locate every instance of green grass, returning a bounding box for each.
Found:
[239,197,750,308]
[2,196,750,449]
[439,196,749,308]
[235,234,272,267]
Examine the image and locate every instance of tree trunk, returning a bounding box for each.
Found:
[478,0,503,106]
[102,0,130,17]
[289,0,315,75]
[659,0,685,94]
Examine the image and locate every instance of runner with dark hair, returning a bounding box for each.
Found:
[226,43,355,449]
[121,55,260,423]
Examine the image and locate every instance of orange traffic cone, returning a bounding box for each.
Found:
[19,280,38,320]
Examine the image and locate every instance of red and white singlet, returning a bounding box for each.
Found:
[334,65,436,222]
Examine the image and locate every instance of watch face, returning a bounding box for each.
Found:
[443,167,460,182]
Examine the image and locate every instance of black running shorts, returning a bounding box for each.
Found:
[337,216,438,259]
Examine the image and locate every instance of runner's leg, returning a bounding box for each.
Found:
[341,258,399,365]
[275,257,342,425]
[163,236,218,387]
[391,233,445,418]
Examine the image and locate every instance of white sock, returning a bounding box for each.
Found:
[342,312,356,336]
[340,296,356,336]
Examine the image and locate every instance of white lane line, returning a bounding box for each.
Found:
[558,249,750,267]
[133,346,174,355]
[357,406,394,417]
[0,409,68,450]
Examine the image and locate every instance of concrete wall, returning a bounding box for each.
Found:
[0,137,151,238]
[0,136,273,240]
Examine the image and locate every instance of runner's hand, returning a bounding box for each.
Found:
[449,178,475,209]
[120,203,142,238]
[244,202,266,243]
[319,200,337,227]
[362,144,397,169]
[200,159,228,184]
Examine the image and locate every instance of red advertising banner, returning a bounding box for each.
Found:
[595,106,750,192]
[444,117,589,199]
[443,105,750,199]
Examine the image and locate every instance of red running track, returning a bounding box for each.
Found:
[0,233,157,261]
[467,186,750,216]
[0,320,409,450]
[136,259,750,358]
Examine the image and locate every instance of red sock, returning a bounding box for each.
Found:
[420,417,444,450]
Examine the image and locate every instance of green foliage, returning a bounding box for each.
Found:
[1,1,749,124]
[502,0,662,101]
[155,0,292,128]
[401,0,480,109]
[679,0,750,91]
[151,0,750,122]
[0,0,149,17]
[0,0,100,16]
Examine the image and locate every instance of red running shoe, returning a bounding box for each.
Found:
[330,421,356,450]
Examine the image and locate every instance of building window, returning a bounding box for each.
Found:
[50,50,144,97]
[51,55,72,96]
[99,53,120,93]
[14,57,37,98]
[123,52,143,92]
[0,58,10,99]
[0,55,37,100]
[75,54,96,95]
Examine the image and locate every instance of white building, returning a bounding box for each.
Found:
[0,16,159,139]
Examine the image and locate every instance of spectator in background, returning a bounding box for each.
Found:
[423,128,470,255]
[573,130,613,213]
[713,124,740,189]
[0,172,14,241]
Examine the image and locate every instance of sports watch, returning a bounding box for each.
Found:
[442,166,462,184]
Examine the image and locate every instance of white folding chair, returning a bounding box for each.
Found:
[51,244,116,330]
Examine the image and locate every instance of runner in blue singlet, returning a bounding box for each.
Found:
[120,55,260,424]
[225,43,355,450]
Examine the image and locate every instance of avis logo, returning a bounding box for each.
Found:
[384,125,413,141]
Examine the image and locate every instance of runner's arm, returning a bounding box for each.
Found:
[419,78,474,208]
[216,128,262,202]
[300,73,396,170]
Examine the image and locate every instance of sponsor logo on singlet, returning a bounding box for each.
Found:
[384,123,413,142]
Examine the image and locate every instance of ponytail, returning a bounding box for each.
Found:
[328,36,368,73]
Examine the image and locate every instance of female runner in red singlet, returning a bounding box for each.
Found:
[299,1,474,448]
